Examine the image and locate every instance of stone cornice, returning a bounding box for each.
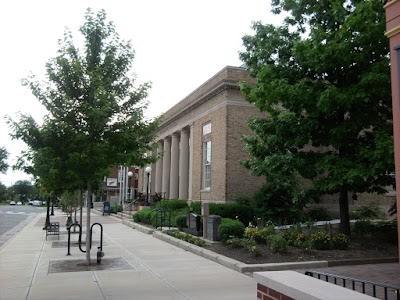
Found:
[158,66,250,130]
[385,25,400,38]
[384,0,400,9]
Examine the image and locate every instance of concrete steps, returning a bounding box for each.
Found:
[115,210,136,220]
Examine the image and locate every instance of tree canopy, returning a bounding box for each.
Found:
[0,147,8,174]
[8,8,159,263]
[239,0,393,234]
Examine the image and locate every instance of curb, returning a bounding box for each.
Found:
[151,229,328,274]
[122,220,398,275]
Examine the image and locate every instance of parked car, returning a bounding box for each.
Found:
[28,200,34,205]
[9,201,16,205]
[33,200,42,206]
[17,201,22,205]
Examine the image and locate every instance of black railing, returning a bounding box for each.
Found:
[154,208,171,230]
[305,270,400,300]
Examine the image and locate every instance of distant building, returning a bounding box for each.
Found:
[98,166,138,204]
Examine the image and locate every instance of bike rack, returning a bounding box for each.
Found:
[67,222,104,263]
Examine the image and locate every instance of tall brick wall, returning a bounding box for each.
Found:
[191,103,228,201]
[225,94,266,201]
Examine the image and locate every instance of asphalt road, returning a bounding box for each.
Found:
[0,204,45,248]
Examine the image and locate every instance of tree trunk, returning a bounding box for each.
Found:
[339,187,351,235]
[86,181,91,266]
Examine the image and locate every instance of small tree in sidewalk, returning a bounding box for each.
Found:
[8,9,159,265]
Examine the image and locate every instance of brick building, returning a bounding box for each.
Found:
[138,66,265,202]
[99,166,139,204]
[137,65,395,218]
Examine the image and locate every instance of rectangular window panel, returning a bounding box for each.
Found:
[203,140,211,189]
[203,123,212,135]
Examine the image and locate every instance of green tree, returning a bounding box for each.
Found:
[9,180,35,203]
[0,182,7,202]
[239,0,393,234]
[8,9,159,264]
[0,147,8,174]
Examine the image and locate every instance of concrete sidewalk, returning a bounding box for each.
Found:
[0,209,255,300]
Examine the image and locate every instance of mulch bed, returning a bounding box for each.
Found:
[203,238,398,265]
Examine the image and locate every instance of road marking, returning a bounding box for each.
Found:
[0,211,37,215]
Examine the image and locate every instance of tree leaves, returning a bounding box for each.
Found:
[9,8,159,194]
[240,0,393,234]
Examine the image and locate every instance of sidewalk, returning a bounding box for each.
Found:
[0,209,255,300]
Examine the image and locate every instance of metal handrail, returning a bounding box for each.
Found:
[305,270,400,300]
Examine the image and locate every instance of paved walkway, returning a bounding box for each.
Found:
[1,208,399,300]
[0,209,255,300]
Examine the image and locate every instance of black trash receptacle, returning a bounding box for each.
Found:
[103,201,110,216]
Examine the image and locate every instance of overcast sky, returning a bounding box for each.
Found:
[0,0,284,187]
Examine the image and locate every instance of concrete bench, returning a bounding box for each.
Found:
[46,222,60,240]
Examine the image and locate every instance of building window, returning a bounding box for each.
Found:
[203,140,211,189]
[203,123,211,135]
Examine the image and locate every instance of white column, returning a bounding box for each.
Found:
[162,137,171,199]
[179,127,190,199]
[188,123,194,200]
[155,141,163,194]
[169,132,180,199]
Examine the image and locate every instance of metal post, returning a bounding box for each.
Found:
[50,196,54,216]
[146,172,150,205]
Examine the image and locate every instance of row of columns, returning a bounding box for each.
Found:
[153,125,192,200]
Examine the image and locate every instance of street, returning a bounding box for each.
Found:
[0,204,45,248]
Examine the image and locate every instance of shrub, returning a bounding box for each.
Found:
[226,237,244,248]
[156,200,188,211]
[352,220,375,238]
[307,207,331,221]
[267,235,288,253]
[132,209,154,224]
[226,237,261,256]
[190,201,201,214]
[309,231,331,250]
[110,204,123,214]
[352,220,398,244]
[175,214,188,229]
[209,203,254,227]
[244,226,275,244]
[282,230,307,248]
[332,233,350,250]
[167,230,205,247]
[353,204,383,220]
[218,218,245,242]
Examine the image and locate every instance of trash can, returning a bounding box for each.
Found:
[103,201,110,216]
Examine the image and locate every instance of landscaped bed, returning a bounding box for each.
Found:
[132,200,398,265]
[202,237,398,265]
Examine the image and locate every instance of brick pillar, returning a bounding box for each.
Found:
[385,0,400,263]
[162,136,171,199]
[169,132,180,199]
[179,127,190,199]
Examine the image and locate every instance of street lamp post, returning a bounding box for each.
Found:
[127,171,133,203]
[145,166,152,205]
[51,195,54,216]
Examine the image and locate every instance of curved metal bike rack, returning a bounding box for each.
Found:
[66,222,104,259]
